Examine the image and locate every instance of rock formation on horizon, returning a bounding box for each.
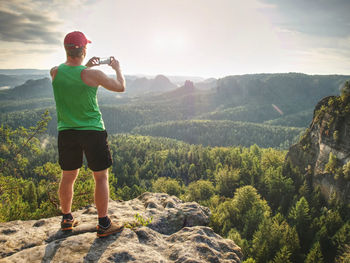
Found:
[285,93,350,203]
[0,192,242,263]
[127,75,177,95]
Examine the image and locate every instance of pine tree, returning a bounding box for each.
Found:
[24,181,38,211]
[289,197,312,251]
[305,242,324,263]
[272,246,292,263]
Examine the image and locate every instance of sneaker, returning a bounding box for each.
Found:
[61,218,79,231]
[97,221,124,237]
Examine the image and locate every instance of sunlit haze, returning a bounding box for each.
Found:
[0,0,349,78]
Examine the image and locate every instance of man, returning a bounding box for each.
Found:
[50,31,125,237]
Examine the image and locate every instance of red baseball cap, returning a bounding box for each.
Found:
[64,31,91,49]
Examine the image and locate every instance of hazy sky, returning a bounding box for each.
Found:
[0,0,349,78]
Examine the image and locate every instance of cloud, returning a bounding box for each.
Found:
[0,0,98,45]
[259,0,350,37]
[0,8,62,45]
[0,0,83,45]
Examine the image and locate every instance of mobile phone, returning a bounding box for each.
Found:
[99,57,111,65]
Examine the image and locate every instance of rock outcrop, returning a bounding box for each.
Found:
[0,192,242,263]
[285,95,350,203]
[127,75,177,95]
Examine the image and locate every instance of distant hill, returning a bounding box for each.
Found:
[126,74,177,96]
[194,78,217,90]
[132,119,303,148]
[0,78,53,100]
[1,72,350,149]
[0,69,49,75]
[0,73,50,88]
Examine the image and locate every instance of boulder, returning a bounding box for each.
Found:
[0,192,242,262]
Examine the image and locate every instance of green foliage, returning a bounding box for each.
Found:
[342,161,350,181]
[305,242,324,263]
[325,152,339,174]
[0,110,51,177]
[227,228,250,258]
[335,244,350,263]
[212,185,271,239]
[333,130,339,141]
[0,124,348,263]
[124,213,153,230]
[340,80,350,100]
[315,209,344,262]
[251,215,300,263]
[132,120,303,149]
[215,167,240,198]
[289,197,312,251]
[152,177,182,196]
[116,185,132,200]
[2,74,350,262]
[184,179,215,203]
[261,166,294,213]
[272,246,292,263]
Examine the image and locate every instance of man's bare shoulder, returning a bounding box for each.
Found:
[82,68,108,81]
[50,66,58,74]
[82,68,106,86]
[83,68,105,77]
[50,66,58,80]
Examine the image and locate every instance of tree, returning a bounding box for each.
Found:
[212,185,271,239]
[152,177,181,196]
[340,80,350,102]
[227,228,249,258]
[0,110,51,177]
[324,152,339,174]
[305,242,324,263]
[261,167,294,212]
[185,180,215,203]
[188,163,198,182]
[289,197,312,250]
[215,167,240,198]
[251,215,300,263]
[23,181,38,211]
[272,246,292,263]
[317,210,344,262]
[335,244,350,263]
[342,161,350,181]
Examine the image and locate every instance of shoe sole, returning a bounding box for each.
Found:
[61,220,79,231]
[61,226,74,231]
[97,226,124,237]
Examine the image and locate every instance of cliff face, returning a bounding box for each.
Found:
[0,192,242,263]
[285,95,350,203]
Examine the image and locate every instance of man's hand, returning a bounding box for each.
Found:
[109,56,121,71]
[85,57,100,68]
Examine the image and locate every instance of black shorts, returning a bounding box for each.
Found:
[58,130,112,171]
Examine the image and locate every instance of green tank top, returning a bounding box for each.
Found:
[52,63,105,131]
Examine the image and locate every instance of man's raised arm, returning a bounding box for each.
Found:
[85,56,125,92]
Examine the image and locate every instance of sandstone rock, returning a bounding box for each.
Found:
[0,192,242,263]
[285,96,350,202]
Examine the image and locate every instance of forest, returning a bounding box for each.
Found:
[0,73,350,262]
[0,112,349,262]
[1,73,350,150]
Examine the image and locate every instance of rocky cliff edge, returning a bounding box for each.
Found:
[286,95,350,203]
[0,192,242,263]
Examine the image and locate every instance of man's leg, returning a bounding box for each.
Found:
[59,169,79,214]
[93,168,109,218]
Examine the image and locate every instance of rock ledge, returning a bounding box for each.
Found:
[0,192,242,263]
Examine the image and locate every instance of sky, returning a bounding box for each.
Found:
[0,0,350,78]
